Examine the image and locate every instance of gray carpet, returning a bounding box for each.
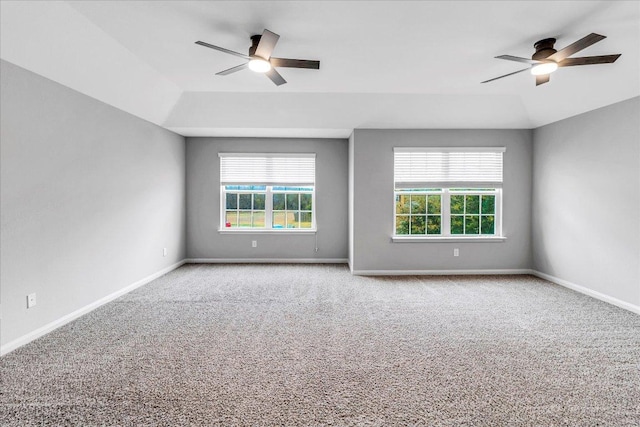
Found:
[1,264,639,426]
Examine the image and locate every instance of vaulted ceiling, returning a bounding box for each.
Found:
[2,1,638,138]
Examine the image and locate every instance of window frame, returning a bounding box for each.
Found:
[220,185,316,233]
[447,189,501,236]
[394,189,444,236]
[393,188,503,241]
[222,186,267,229]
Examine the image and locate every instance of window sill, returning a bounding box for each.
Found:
[219,229,317,235]
[391,236,506,243]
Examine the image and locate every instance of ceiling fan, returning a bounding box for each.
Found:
[195,29,320,86]
[482,33,621,86]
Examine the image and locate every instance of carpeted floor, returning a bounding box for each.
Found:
[1,264,639,426]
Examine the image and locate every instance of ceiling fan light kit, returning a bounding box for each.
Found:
[482,33,621,86]
[530,62,558,75]
[248,58,271,73]
[195,29,320,86]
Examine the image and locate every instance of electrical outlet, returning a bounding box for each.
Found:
[27,293,36,308]
[252,240,257,248]
[454,248,459,257]
[163,248,167,257]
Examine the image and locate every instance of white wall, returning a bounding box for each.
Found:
[0,60,186,348]
[532,96,640,308]
[186,137,348,261]
[350,129,533,273]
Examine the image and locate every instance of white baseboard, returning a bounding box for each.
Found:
[351,269,532,276]
[531,270,640,315]
[1,260,186,356]
[186,258,348,264]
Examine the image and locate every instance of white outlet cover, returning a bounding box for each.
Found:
[27,293,37,308]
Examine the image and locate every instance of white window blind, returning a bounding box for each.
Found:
[394,147,505,188]
[219,153,316,186]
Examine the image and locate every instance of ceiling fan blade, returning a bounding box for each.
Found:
[558,54,621,67]
[495,55,541,65]
[270,58,320,69]
[255,29,280,59]
[195,41,250,60]
[216,63,249,75]
[265,68,287,86]
[536,74,550,86]
[481,67,530,84]
[548,33,606,62]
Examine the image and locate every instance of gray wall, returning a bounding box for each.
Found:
[186,137,348,260]
[532,97,640,307]
[0,60,186,347]
[350,129,533,272]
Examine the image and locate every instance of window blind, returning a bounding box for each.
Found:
[219,153,316,186]
[394,147,505,188]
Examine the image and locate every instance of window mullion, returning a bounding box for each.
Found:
[297,193,301,229]
[463,194,467,234]
[250,194,255,228]
[220,186,225,229]
[496,189,502,236]
[442,189,451,237]
[236,193,240,228]
[312,188,317,229]
[265,186,273,229]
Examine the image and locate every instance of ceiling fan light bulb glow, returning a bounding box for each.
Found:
[531,62,558,75]
[248,58,271,73]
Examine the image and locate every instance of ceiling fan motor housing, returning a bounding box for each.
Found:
[532,38,557,60]
[249,35,261,57]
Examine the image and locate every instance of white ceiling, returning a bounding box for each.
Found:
[1,1,638,138]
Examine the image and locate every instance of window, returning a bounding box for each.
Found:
[219,154,315,231]
[224,186,266,228]
[272,187,314,229]
[393,147,504,239]
[449,189,497,235]
[395,190,442,235]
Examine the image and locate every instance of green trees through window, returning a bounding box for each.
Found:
[395,194,441,235]
[450,194,495,235]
